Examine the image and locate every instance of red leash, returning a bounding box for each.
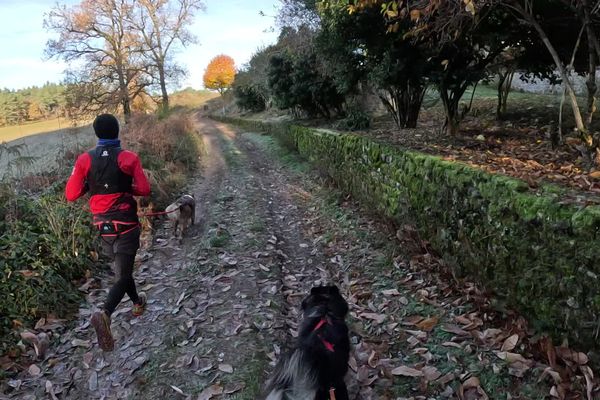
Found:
[312,317,338,400]
[312,317,335,352]
[139,208,180,217]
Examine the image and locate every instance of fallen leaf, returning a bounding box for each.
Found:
[422,365,442,381]
[224,382,245,394]
[391,365,423,377]
[45,380,58,400]
[441,324,469,336]
[581,365,594,400]
[360,312,386,324]
[367,350,378,368]
[501,334,519,352]
[197,384,223,400]
[494,351,532,364]
[218,363,233,373]
[458,375,489,400]
[589,170,600,180]
[28,364,41,377]
[88,371,97,391]
[382,289,400,296]
[416,316,439,332]
[71,339,91,348]
[508,361,531,377]
[170,385,185,395]
[538,367,561,385]
[556,347,588,365]
[7,379,21,389]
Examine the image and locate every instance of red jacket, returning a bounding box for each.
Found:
[65,149,150,214]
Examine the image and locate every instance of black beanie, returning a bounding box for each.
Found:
[93,114,120,139]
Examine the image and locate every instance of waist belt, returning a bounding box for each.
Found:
[93,219,139,237]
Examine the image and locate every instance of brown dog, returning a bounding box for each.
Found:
[165,194,196,239]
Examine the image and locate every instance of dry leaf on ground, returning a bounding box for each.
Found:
[197,384,224,400]
[391,365,423,377]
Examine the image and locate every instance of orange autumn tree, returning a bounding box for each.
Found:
[203,55,236,95]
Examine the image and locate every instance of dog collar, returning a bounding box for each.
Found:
[312,317,335,353]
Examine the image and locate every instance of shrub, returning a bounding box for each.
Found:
[122,112,201,207]
[0,183,95,352]
[233,82,266,112]
[268,50,346,119]
[335,107,371,131]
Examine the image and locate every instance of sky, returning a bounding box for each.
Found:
[0,0,281,91]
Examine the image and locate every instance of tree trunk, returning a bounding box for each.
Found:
[515,4,589,140]
[405,84,426,128]
[158,64,169,112]
[497,69,514,120]
[583,1,598,125]
[439,82,469,136]
[379,83,425,129]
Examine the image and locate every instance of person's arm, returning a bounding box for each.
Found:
[130,155,151,197]
[65,153,90,201]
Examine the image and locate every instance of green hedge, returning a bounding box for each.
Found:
[216,116,600,354]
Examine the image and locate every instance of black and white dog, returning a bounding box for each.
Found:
[265,285,350,400]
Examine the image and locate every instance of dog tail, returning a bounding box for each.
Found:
[264,350,318,400]
[265,389,284,400]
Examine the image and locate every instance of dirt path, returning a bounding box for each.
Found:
[2,117,565,400]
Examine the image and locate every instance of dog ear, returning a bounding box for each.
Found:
[327,285,340,295]
[301,297,309,310]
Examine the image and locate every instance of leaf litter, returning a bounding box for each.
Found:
[2,118,600,400]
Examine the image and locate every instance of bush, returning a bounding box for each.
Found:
[0,183,96,352]
[233,83,266,112]
[122,112,202,208]
[335,107,371,131]
[268,50,346,119]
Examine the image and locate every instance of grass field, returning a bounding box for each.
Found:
[0,118,89,143]
[170,88,219,109]
[0,125,95,178]
[0,89,216,178]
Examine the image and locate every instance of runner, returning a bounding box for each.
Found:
[65,113,151,351]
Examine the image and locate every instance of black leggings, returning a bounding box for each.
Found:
[103,253,140,315]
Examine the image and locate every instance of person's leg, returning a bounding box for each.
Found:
[112,226,147,316]
[103,253,139,315]
[92,235,117,351]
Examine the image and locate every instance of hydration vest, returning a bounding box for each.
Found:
[87,146,133,196]
[87,146,139,224]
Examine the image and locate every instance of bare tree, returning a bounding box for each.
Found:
[128,0,205,111]
[44,0,150,121]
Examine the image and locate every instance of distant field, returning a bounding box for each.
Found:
[0,91,216,177]
[0,118,91,143]
[170,88,219,108]
[1,125,94,178]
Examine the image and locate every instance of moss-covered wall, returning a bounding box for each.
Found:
[216,116,600,352]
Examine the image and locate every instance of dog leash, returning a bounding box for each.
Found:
[312,317,335,352]
[312,317,338,400]
[329,388,337,400]
[138,209,180,217]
